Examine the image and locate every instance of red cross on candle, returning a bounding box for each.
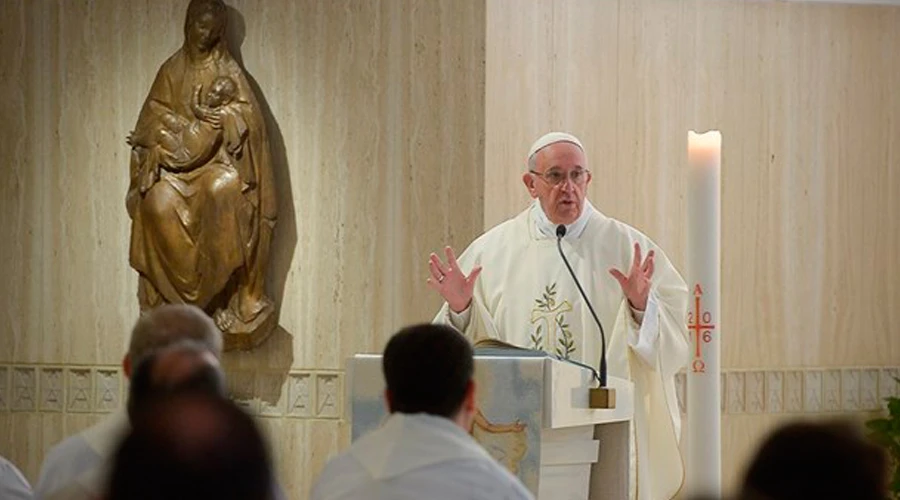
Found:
[688,284,715,373]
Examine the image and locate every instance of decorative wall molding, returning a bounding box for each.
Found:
[227,370,343,420]
[706,0,900,5]
[0,366,8,411]
[0,364,122,414]
[761,0,900,5]
[12,367,36,412]
[67,368,94,413]
[4,363,896,418]
[675,367,900,415]
[40,368,64,412]
[0,364,345,420]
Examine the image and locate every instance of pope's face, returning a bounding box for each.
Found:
[522,142,592,225]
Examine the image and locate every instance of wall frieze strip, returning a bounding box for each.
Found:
[0,363,346,421]
[674,367,900,415]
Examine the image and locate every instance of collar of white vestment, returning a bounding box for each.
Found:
[531,198,595,240]
[349,412,492,480]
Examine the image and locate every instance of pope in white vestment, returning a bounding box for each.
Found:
[428,132,689,500]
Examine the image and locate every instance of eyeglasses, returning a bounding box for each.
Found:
[529,168,591,186]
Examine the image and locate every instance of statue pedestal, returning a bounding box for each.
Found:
[221,298,277,351]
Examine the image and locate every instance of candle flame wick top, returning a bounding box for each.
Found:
[688,130,722,165]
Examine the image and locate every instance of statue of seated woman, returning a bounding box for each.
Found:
[125,0,277,350]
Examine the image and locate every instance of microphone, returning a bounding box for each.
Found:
[556,225,614,408]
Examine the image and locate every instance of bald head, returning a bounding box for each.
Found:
[126,305,223,376]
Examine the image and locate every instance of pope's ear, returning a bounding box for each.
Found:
[522,172,538,198]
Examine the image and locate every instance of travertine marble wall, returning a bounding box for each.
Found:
[2,0,899,498]
[0,0,485,497]
[484,0,900,492]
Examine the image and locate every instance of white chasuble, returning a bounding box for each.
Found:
[434,201,689,500]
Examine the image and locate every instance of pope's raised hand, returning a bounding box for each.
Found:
[609,242,654,312]
[427,246,482,313]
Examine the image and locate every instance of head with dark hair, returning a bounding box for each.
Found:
[109,392,273,500]
[127,340,226,422]
[382,324,475,426]
[738,419,887,500]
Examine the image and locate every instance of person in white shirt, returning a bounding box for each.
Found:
[34,304,223,500]
[1,455,32,500]
[310,323,535,500]
[428,132,690,500]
